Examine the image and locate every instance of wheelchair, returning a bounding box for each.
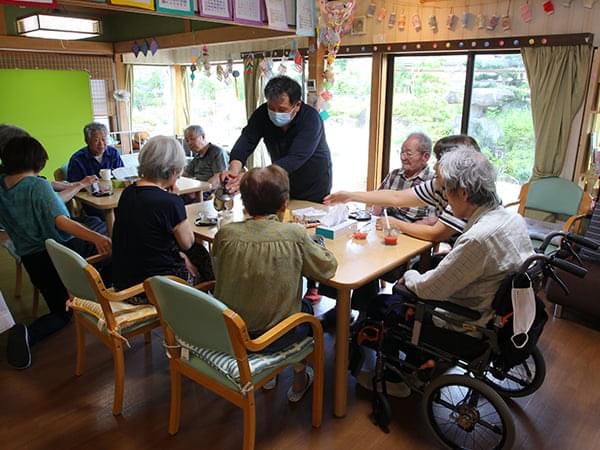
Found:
[348,231,599,449]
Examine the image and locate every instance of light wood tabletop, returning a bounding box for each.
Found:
[187,198,432,417]
[77,177,211,235]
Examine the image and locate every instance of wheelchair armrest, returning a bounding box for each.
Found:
[393,284,481,321]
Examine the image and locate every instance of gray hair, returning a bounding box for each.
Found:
[405,132,432,155]
[138,135,186,181]
[184,125,205,137]
[438,146,499,208]
[83,122,108,143]
[0,124,29,154]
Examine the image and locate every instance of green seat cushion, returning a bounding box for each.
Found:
[176,336,314,392]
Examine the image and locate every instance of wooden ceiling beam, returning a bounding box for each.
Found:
[114,26,293,54]
[0,34,113,55]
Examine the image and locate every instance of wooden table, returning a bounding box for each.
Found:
[187,200,432,417]
[76,177,211,235]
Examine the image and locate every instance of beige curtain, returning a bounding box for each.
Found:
[125,64,134,134]
[522,45,592,179]
[243,55,270,169]
[173,65,191,136]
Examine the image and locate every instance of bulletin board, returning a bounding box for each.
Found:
[0,69,93,179]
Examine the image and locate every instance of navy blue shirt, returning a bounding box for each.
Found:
[67,145,124,182]
[230,102,332,203]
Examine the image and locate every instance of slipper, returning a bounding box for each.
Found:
[287,366,314,403]
[262,376,277,391]
[303,288,322,304]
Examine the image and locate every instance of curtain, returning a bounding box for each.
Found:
[522,45,592,179]
[125,64,134,134]
[243,55,270,169]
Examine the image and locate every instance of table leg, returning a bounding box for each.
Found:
[106,209,115,237]
[334,287,351,418]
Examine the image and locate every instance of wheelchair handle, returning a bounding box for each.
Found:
[566,232,600,251]
[550,257,588,278]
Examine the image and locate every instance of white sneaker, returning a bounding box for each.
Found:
[356,370,411,398]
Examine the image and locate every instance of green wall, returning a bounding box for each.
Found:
[0,69,93,179]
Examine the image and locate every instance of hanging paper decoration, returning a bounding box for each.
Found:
[412,14,422,32]
[190,64,197,82]
[216,64,224,82]
[244,54,254,76]
[502,0,512,30]
[278,60,288,75]
[132,42,141,58]
[521,2,532,23]
[266,57,275,79]
[428,15,438,32]
[447,9,457,31]
[232,70,240,98]
[317,0,356,85]
[320,90,333,102]
[463,2,472,28]
[258,57,268,79]
[487,15,500,30]
[294,49,303,72]
[376,7,386,22]
[201,45,211,76]
[149,38,160,56]
[543,0,555,14]
[583,0,595,7]
[562,0,574,6]
[139,40,149,57]
[366,2,376,18]
[388,11,396,28]
[477,13,487,29]
[398,12,406,31]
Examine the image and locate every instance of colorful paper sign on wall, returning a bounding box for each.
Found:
[110,0,154,10]
[0,0,57,8]
[198,0,233,20]
[233,0,265,25]
[156,0,194,15]
[265,0,288,30]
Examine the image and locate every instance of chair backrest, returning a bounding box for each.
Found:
[523,177,584,217]
[54,163,69,182]
[147,276,235,355]
[45,239,99,302]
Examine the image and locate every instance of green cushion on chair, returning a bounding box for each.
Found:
[176,336,314,391]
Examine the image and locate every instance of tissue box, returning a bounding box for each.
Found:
[315,219,357,239]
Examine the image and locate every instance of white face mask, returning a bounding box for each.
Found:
[511,274,536,349]
[268,109,294,127]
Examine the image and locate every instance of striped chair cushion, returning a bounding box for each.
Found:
[175,336,313,386]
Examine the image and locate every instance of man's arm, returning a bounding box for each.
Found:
[324,188,427,208]
[55,215,112,255]
[383,217,457,242]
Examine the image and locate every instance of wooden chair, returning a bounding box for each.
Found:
[45,239,160,415]
[144,276,324,450]
[1,234,39,317]
[506,176,593,248]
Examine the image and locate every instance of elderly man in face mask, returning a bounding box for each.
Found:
[220,75,333,204]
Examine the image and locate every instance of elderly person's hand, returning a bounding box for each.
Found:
[80,175,98,188]
[376,216,402,231]
[93,234,112,256]
[323,191,354,205]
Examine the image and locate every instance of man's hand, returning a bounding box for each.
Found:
[93,235,112,256]
[215,171,244,194]
[80,175,98,187]
[323,191,354,205]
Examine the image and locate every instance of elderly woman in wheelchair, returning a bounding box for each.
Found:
[348,148,595,449]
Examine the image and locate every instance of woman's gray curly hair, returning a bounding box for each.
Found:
[438,145,500,208]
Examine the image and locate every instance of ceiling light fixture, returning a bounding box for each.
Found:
[16,14,102,40]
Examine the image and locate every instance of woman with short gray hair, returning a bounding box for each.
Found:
[112,136,213,292]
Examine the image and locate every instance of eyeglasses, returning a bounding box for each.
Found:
[400,147,420,158]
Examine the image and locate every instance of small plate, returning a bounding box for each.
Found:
[349,210,371,221]
[194,217,218,226]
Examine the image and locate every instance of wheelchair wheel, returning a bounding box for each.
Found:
[422,374,515,450]
[485,346,546,398]
[372,391,392,433]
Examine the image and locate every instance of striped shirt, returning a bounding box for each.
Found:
[404,206,534,329]
[581,201,600,262]
[412,178,467,233]
[379,166,436,222]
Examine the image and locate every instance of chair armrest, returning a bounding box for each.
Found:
[103,283,145,302]
[244,313,323,353]
[504,200,520,208]
[86,253,109,265]
[563,213,590,232]
[195,280,216,292]
[392,284,481,321]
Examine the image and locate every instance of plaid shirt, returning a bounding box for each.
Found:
[379,165,436,222]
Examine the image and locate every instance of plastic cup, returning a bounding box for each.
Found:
[353,231,368,240]
[384,228,398,245]
[99,169,112,181]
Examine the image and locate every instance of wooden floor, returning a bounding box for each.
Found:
[1,250,599,450]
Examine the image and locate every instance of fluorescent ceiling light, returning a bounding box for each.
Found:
[16,14,102,40]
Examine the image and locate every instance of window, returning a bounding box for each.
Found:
[388,55,467,174]
[468,54,534,202]
[187,63,247,151]
[386,52,534,203]
[132,65,175,136]
[324,57,372,191]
